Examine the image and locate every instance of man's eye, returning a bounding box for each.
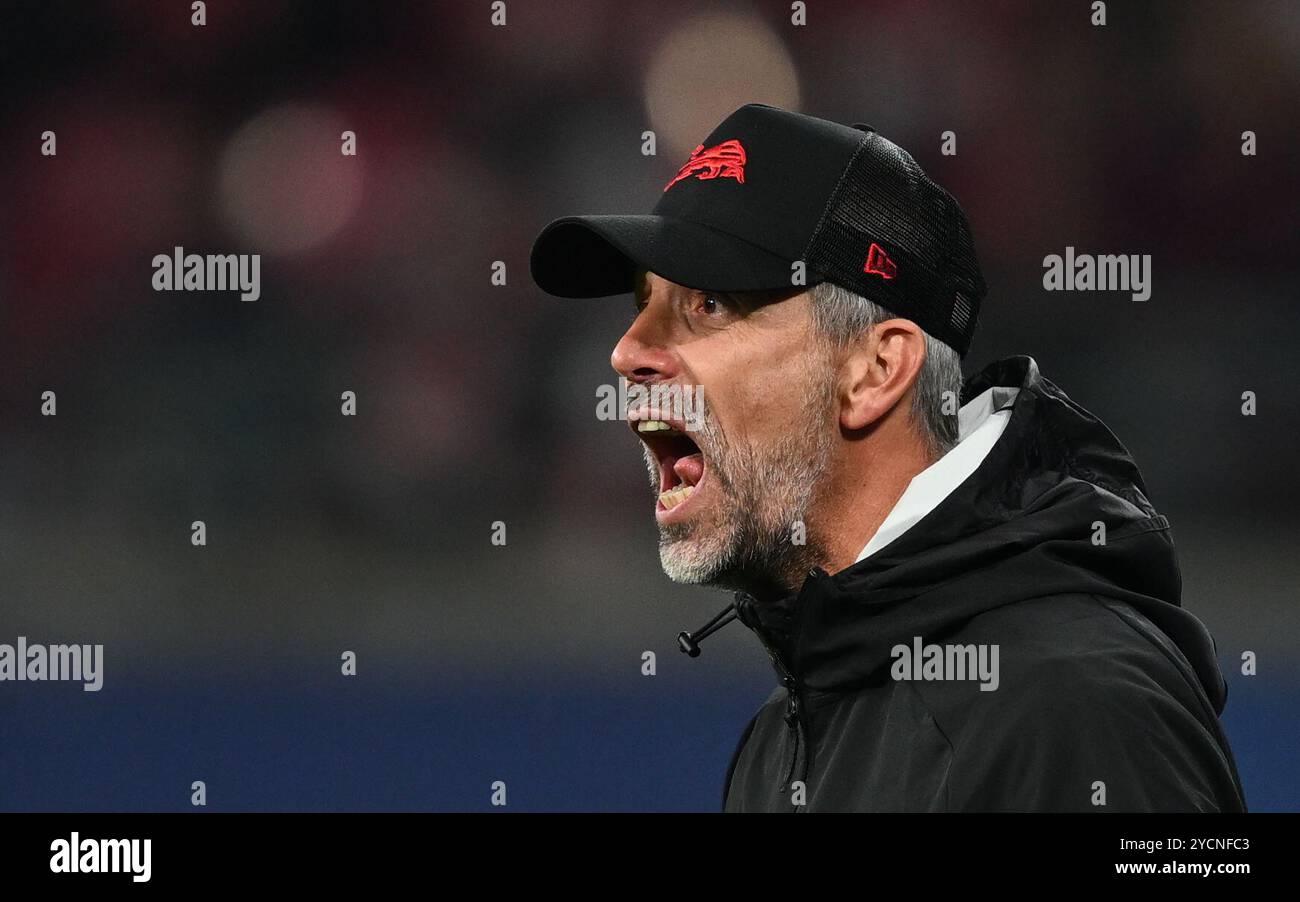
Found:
[699,295,725,315]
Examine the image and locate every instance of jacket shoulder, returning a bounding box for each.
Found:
[721,685,785,811]
[911,592,1245,811]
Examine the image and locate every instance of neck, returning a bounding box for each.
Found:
[813,425,937,576]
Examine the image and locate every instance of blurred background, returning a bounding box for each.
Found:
[0,0,1296,811]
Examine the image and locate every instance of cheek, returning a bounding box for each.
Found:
[683,312,821,435]
[700,348,816,443]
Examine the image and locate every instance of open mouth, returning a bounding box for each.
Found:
[629,414,707,516]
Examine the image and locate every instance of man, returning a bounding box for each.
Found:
[530,103,1247,812]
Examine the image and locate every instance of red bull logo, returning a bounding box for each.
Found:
[663,139,747,192]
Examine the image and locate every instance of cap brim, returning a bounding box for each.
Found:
[530,215,798,298]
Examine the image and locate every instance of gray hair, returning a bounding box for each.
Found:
[809,281,962,458]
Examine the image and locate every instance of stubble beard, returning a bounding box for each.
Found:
[642,366,839,598]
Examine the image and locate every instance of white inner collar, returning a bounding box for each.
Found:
[854,385,1020,562]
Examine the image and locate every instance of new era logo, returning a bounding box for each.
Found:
[864,243,897,279]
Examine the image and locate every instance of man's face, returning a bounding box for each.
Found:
[611,270,840,596]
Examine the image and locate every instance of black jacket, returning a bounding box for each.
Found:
[698,356,1246,812]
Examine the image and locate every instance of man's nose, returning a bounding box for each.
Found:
[611,310,677,383]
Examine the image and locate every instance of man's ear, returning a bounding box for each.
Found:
[838,319,927,432]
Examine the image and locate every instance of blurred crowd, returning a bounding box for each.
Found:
[0,0,1296,672]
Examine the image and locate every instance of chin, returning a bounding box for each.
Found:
[660,522,751,584]
[658,540,719,585]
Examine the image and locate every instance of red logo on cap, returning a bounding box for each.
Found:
[864,242,897,280]
[663,139,747,192]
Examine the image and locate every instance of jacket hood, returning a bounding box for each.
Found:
[693,355,1229,714]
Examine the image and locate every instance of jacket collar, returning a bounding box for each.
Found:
[681,356,1188,698]
[854,384,1018,562]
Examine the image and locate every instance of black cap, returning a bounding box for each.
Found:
[530,103,986,356]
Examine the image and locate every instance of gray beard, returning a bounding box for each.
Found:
[642,372,838,598]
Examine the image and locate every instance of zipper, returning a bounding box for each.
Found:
[773,649,807,801]
[738,591,812,805]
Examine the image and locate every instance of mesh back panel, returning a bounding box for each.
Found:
[802,131,986,356]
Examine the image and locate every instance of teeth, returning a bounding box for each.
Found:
[658,484,695,510]
[636,420,679,434]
